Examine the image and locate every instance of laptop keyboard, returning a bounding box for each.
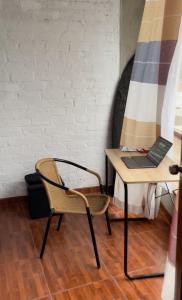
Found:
[122,156,156,168]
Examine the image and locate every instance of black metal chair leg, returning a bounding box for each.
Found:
[105,208,112,235]
[57,214,64,231]
[86,207,100,268]
[40,215,52,258]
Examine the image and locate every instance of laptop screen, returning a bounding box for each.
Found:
[147,136,173,166]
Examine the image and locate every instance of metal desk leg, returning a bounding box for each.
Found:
[124,182,130,279]
[123,182,164,280]
[105,155,108,195]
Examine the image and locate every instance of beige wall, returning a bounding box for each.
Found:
[120,0,145,72]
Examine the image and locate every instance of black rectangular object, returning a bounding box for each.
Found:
[25,173,50,219]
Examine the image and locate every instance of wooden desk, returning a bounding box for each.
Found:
[105,149,179,280]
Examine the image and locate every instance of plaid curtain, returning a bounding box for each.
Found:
[120,0,182,148]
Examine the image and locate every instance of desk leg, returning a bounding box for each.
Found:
[124,183,129,278]
[123,182,164,280]
[105,155,108,195]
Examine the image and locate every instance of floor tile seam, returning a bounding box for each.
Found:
[100,258,129,300]
[115,262,165,277]
[102,256,164,278]
[109,276,129,300]
[104,275,128,300]
[104,262,164,300]
[28,221,52,299]
[51,282,91,296]
[29,293,52,300]
[50,277,112,296]
[129,263,165,274]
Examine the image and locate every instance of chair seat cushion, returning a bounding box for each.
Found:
[54,193,110,215]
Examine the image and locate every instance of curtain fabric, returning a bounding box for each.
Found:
[161,17,182,142]
[121,0,182,148]
[114,0,182,217]
[179,62,182,92]
[114,178,162,218]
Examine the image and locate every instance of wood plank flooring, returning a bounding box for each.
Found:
[0,197,171,300]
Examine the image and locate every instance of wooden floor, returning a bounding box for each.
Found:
[0,197,171,300]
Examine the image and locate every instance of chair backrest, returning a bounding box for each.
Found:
[35,158,67,210]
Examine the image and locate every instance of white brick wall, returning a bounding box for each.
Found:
[0,0,120,197]
[120,0,144,72]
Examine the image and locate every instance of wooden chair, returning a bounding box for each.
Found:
[35,158,111,268]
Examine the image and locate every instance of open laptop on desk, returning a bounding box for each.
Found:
[121,136,172,169]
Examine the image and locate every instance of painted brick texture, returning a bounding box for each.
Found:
[0,0,120,197]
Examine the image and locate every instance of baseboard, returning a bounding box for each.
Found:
[0,187,172,224]
[73,186,101,194]
[0,186,103,203]
[0,195,28,204]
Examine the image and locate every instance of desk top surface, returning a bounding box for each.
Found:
[105,149,179,184]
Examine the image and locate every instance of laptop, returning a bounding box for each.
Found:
[121,136,172,169]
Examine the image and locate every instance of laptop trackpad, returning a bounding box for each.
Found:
[121,156,156,169]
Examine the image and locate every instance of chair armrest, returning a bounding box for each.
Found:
[85,169,104,193]
[36,170,69,191]
[69,189,89,208]
[54,159,104,193]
